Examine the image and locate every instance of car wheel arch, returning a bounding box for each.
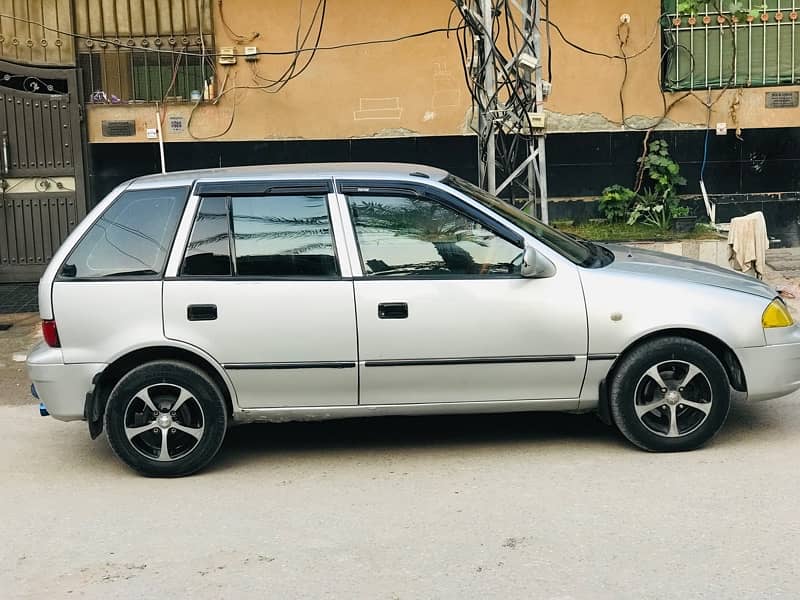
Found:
[596,327,747,426]
[86,345,236,439]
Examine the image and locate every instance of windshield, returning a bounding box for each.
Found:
[444,175,613,268]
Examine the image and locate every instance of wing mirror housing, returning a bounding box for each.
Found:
[521,244,556,278]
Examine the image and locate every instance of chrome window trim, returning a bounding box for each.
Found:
[330,188,363,278]
[326,191,355,278]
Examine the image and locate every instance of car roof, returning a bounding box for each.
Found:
[127,162,450,189]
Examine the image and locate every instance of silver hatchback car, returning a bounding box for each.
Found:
[27,163,800,476]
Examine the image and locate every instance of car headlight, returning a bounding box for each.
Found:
[762,298,794,328]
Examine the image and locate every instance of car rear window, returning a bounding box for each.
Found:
[230,195,338,278]
[60,186,188,279]
[180,193,339,278]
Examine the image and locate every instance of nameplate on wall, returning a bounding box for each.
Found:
[765,92,799,109]
[101,120,136,137]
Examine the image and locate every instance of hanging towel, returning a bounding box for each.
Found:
[727,211,768,279]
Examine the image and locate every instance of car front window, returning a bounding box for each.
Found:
[444,175,613,268]
[347,194,524,277]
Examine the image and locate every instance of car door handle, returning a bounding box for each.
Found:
[187,304,217,321]
[378,302,408,319]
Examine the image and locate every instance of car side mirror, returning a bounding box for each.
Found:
[520,244,556,278]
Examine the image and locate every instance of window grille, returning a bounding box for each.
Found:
[74,0,214,103]
[664,0,800,90]
[0,0,75,65]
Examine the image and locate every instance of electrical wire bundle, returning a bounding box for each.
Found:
[248,0,327,94]
[450,0,543,204]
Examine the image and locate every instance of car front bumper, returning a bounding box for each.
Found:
[738,341,800,401]
[26,342,103,421]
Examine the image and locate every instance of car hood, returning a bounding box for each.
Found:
[603,244,776,300]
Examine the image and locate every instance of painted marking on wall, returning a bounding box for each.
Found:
[431,59,461,110]
[353,97,403,121]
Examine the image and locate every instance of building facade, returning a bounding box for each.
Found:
[1,0,799,281]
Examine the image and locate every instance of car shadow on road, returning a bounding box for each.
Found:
[206,400,794,472]
[209,410,625,471]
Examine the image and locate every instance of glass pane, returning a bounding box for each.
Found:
[444,175,595,267]
[62,187,187,278]
[348,195,522,277]
[183,197,232,276]
[231,195,338,277]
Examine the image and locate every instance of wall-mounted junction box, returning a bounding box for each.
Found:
[244,47,259,61]
[527,112,547,129]
[218,47,236,65]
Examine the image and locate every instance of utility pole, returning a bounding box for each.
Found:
[481,0,496,194]
[474,0,549,222]
[530,0,548,223]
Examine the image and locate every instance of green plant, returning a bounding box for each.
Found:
[639,139,686,202]
[676,1,765,21]
[672,205,691,218]
[627,140,689,231]
[599,185,637,224]
[628,189,692,231]
[628,189,669,230]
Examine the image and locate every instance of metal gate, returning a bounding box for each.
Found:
[0,59,86,283]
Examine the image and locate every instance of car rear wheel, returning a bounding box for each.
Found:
[609,337,731,452]
[105,361,227,477]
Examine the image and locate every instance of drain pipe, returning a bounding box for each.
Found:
[155,103,166,174]
[700,109,713,225]
[699,92,722,229]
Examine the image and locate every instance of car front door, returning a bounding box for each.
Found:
[336,180,588,407]
[163,179,358,409]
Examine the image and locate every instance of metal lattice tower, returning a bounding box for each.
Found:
[476,0,549,222]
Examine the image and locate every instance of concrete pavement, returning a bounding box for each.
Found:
[2,311,799,599]
[2,391,799,599]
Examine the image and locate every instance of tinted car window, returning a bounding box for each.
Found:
[444,175,612,268]
[231,195,338,277]
[348,195,522,277]
[61,187,187,278]
[182,197,232,276]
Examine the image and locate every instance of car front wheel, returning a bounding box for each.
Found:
[105,361,227,477]
[609,337,731,452]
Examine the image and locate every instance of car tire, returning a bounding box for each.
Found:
[609,337,731,452]
[105,360,227,477]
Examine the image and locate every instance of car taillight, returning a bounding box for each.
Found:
[42,320,60,348]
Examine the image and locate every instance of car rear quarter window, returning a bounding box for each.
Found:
[60,186,187,279]
[230,195,338,277]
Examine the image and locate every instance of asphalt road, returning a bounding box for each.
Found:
[2,390,800,599]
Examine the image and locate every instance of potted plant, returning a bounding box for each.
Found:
[671,208,697,233]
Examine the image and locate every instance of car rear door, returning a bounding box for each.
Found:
[163,179,358,409]
[336,180,588,407]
